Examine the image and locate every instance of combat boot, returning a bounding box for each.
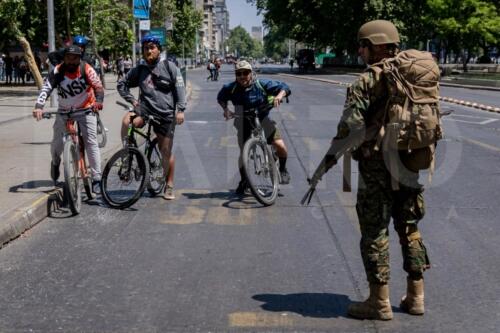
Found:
[400,277,425,315]
[348,283,393,320]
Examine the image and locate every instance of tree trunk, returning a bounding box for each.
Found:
[17,36,43,89]
[66,0,72,42]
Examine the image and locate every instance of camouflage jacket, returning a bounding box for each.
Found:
[334,66,389,160]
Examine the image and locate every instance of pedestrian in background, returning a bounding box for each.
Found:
[0,55,4,82]
[123,56,132,75]
[116,56,124,81]
[4,53,13,85]
[13,56,20,84]
[18,57,27,84]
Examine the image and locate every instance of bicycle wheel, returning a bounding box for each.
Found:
[96,114,107,148]
[101,147,149,209]
[242,137,279,206]
[63,140,82,215]
[146,138,166,196]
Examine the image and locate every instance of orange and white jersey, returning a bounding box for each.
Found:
[35,62,104,111]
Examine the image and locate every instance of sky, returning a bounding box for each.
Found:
[225,0,263,34]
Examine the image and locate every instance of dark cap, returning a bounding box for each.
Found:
[65,45,82,56]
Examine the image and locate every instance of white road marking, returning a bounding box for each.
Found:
[444,114,499,125]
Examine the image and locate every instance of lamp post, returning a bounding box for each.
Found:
[47,0,56,107]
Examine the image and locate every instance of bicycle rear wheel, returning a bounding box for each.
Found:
[242,137,279,206]
[146,138,166,196]
[101,147,149,209]
[63,140,82,215]
[96,114,107,148]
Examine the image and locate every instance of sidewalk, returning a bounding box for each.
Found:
[0,73,192,247]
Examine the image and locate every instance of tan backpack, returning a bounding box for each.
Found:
[373,49,443,189]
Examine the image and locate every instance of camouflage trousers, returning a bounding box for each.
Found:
[356,159,430,284]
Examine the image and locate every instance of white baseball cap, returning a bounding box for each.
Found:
[235,60,252,71]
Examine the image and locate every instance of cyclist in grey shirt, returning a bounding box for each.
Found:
[117,34,186,200]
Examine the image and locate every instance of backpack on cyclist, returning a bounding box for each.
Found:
[372,49,442,189]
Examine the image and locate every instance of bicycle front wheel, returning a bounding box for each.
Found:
[96,114,107,148]
[242,137,279,206]
[101,147,149,209]
[147,138,166,196]
[63,140,82,215]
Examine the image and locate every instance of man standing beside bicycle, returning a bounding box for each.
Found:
[117,34,186,201]
[33,45,104,194]
[217,60,291,195]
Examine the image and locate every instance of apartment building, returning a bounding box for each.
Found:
[195,0,229,59]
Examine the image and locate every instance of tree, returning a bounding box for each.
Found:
[150,0,202,59]
[263,25,288,60]
[426,0,500,70]
[226,26,256,58]
[0,0,44,88]
[251,0,500,66]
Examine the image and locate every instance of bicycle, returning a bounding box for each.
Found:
[96,113,107,148]
[43,108,95,215]
[238,110,281,206]
[100,101,166,209]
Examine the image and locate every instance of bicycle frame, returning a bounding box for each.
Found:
[63,117,89,180]
[126,114,156,157]
[45,109,91,180]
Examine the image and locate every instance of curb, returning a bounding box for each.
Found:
[278,73,500,114]
[0,81,194,249]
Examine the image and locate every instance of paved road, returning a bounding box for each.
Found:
[0,65,499,332]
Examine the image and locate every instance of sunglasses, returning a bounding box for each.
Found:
[236,70,251,77]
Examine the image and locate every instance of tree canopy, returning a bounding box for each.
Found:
[249,0,500,63]
[226,26,264,58]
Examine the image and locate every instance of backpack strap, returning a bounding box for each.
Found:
[80,61,88,85]
[54,60,89,87]
[162,59,178,104]
[255,79,276,106]
[255,79,267,96]
[162,59,176,87]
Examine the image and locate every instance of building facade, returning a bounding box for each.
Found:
[251,26,263,43]
[195,0,229,60]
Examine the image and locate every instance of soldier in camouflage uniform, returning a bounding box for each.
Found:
[330,20,430,320]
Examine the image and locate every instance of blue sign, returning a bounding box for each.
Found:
[149,28,167,46]
[133,0,150,19]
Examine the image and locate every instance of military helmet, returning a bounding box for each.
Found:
[358,20,400,45]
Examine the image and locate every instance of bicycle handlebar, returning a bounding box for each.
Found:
[116,100,133,111]
[42,107,92,119]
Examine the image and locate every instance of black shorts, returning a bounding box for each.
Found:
[233,115,281,149]
[139,111,176,138]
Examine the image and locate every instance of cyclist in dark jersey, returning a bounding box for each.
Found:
[217,60,291,195]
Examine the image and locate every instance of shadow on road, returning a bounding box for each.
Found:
[252,293,352,318]
[9,180,55,193]
[182,190,265,210]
